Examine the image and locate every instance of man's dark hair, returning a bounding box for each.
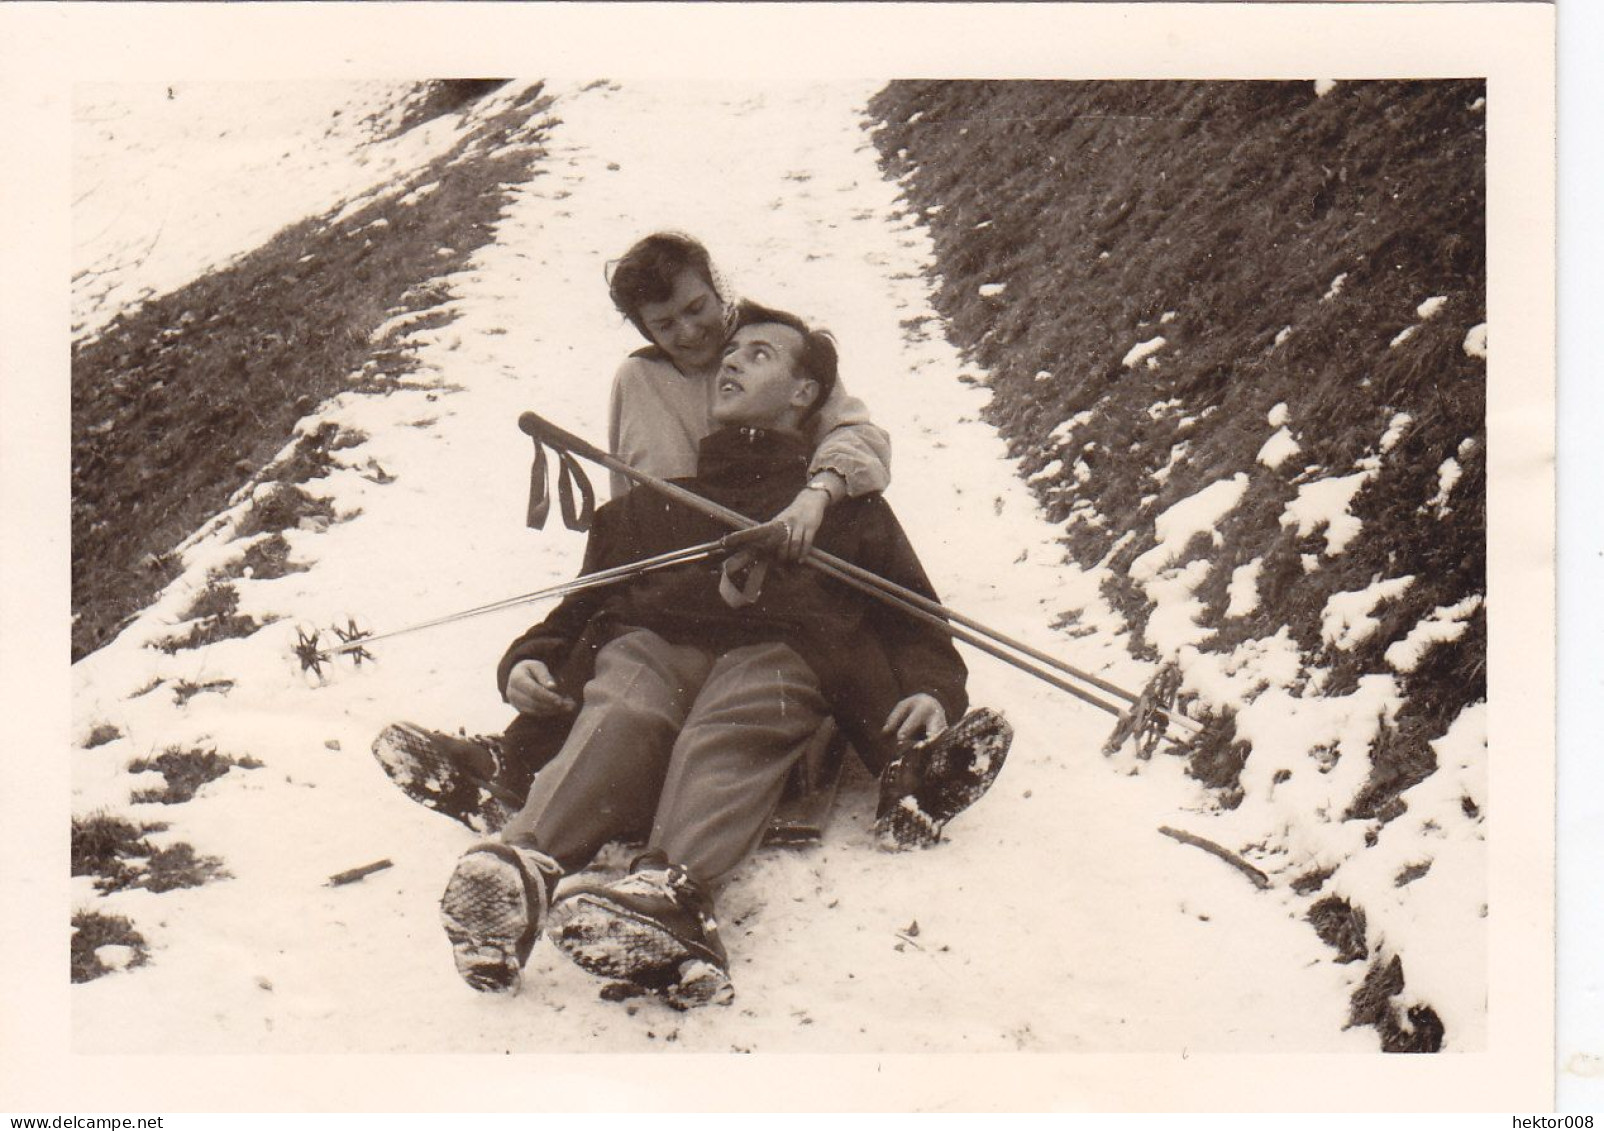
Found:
[734,301,838,421]
[607,232,718,339]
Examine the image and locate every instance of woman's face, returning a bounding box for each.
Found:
[637,268,728,375]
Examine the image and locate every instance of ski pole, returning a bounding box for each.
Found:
[517,411,1200,737]
[307,528,777,664]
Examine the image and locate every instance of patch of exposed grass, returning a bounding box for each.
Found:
[1347,954,1445,1053]
[1181,709,1249,809]
[1344,715,1438,823]
[155,613,269,654]
[264,422,342,484]
[179,580,240,622]
[84,723,123,749]
[72,812,166,888]
[71,910,150,983]
[234,484,337,539]
[214,533,308,582]
[258,420,371,487]
[1393,861,1432,887]
[1348,953,1402,1029]
[71,81,559,661]
[128,746,262,804]
[1307,894,1369,964]
[390,79,511,136]
[71,812,224,893]
[142,843,230,893]
[171,679,234,705]
[1290,865,1335,896]
[153,581,268,653]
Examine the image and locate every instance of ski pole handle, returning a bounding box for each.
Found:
[519,411,611,465]
[720,520,789,554]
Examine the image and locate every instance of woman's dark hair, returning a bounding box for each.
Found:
[607,232,719,339]
[734,301,838,421]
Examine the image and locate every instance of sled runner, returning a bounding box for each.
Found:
[762,719,849,845]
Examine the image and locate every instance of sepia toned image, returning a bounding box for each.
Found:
[3,1,1560,1115]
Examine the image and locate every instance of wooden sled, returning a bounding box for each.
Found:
[762,718,851,846]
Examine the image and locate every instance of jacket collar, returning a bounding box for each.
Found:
[696,426,810,489]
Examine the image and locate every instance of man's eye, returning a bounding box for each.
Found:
[687,299,706,315]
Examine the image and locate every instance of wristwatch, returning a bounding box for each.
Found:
[806,474,843,505]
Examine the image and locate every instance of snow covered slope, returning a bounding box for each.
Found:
[71,79,1386,1057]
[870,80,1490,1054]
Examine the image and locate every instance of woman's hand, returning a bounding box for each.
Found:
[773,472,846,562]
[882,693,948,745]
[772,485,829,563]
[506,659,576,716]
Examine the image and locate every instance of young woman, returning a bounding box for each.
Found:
[604,232,892,561]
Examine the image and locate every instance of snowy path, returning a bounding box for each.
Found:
[72,81,1374,1055]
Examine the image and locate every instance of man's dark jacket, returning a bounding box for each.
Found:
[496,426,968,775]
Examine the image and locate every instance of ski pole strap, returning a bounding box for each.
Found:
[557,447,595,530]
[527,432,595,532]
[718,551,769,608]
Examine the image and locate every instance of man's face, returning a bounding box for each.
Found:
[711,323,815,430]
[637,268,726,374]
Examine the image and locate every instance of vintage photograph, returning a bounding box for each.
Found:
[1,0,1561,1115]
[66,73,1488,1054]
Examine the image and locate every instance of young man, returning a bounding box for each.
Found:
[432,308,1004,1008]
[605,232,892,561]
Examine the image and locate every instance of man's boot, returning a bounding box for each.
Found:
[439,842,564,994]
[875,707,1014,850]
[547,853,733,1010]
[371,722,521,834]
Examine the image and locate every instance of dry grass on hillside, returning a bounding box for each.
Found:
[869,80,1486,796]
[71,82,558,661]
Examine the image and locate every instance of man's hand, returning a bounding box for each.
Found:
[772,485,830,563]
[882,693,948,745]
[506,659,576,716]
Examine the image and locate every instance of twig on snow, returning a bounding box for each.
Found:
[327,859,393,887]
[1157,826,1271,890]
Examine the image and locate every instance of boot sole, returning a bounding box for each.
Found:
[548,894,732,1008]
[373,723,511,835]
[876,708,1015,850]
[439,846,544,993]
[666,958,735,1009]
